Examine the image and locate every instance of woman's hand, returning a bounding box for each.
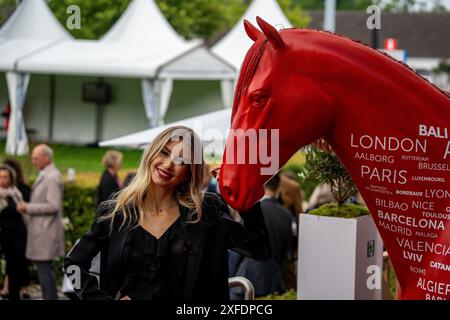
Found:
[120,296,131,300]
[16,202,27,214]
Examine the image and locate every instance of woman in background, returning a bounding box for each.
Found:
[97,150,123,205]
[278,171,305,291]
[0,164,29,300]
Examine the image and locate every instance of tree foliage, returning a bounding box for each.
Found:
[48,0,130,39]
[381,0,449,12]
[156,0,246,39]
[294,0,448,12]
[44,0,309,40]
[0,0,15,25]
[278,0,311,27]
[293,0,372,10]
[2,0,448,34]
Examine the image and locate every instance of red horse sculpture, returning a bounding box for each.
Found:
[219,17,450,300]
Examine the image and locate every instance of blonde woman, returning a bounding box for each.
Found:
[97,150,123,205]
[64,126,271,300]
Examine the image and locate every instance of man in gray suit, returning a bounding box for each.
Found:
[17,144,64,300]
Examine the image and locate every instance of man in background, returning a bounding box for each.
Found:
[17,144,64,300]
[229,173,293,299]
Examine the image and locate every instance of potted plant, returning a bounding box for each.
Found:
[296,145,383,300]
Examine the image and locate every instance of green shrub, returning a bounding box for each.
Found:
[38,183,98,285]
[299,146,357,205]
[62,183,98,251]
[309,203,369,219]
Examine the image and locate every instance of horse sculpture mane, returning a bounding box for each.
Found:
[290,27,450,99]
[221,17,450,300]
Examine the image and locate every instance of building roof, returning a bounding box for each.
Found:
[307,10,450,58]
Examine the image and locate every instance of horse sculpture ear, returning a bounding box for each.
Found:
[244,19,263,42]
[256,16,285,48]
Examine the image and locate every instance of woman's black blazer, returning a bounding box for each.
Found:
[64,192,271,300]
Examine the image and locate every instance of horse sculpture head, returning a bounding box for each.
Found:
[219,17,450,300]
[219,17,335,211]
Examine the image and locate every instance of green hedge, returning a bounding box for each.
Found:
[63,183,98,251]
[48,184,97,285]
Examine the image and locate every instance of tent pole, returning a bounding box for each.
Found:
[95,77,104,144]
[48,75,55,143]
[96,103,104,144]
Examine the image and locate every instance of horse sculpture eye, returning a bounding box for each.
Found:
[250,92,267,106]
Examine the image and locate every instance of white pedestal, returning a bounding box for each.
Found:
[297,214,383,300]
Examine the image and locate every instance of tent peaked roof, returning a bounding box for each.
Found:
[15,0,203,77]
[212,0,292,69]
[0,0,71,40]
[101,0,185,47]
[0,0,72,71]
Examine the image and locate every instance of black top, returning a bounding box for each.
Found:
[120,217,188,300]
[260,197,293,265]
[18,183,31,202]
[229,197,293,297]
[97,171,120,205]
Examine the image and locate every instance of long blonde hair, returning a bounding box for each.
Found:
[100,126,205,231]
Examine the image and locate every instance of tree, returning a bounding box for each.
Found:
[293,0,373,10]
[156,0,246,39]
[382,0,422,12]
[381,0,449,12]
[299,145,357,206]
[278,0,311,27]
[46,0,309,40]
[48,0,131,39]
[47,0,247,40]
[0,0,16,26]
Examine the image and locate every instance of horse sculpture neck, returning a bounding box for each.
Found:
[284,29,448,155]
[285,29,450,299]
[223,19,450,299]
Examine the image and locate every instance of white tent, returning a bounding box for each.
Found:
[17,0,236,129]
[18,0,201,78]
[212,0,292,70]
[100,108,231,156]
[0,0,72,155]
[0,0,71,71]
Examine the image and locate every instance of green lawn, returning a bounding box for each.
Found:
[0,141,143,184]
[0,140,306,186]
[0,141,224,186]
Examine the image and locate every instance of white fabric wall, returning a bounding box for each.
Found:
[164,80,223,123]
[0,74,8,131]
[102,78,148,140]
[23,74,51,142]
[52,76,97,143]
[25,76,149,144]
[20,76,224,145]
